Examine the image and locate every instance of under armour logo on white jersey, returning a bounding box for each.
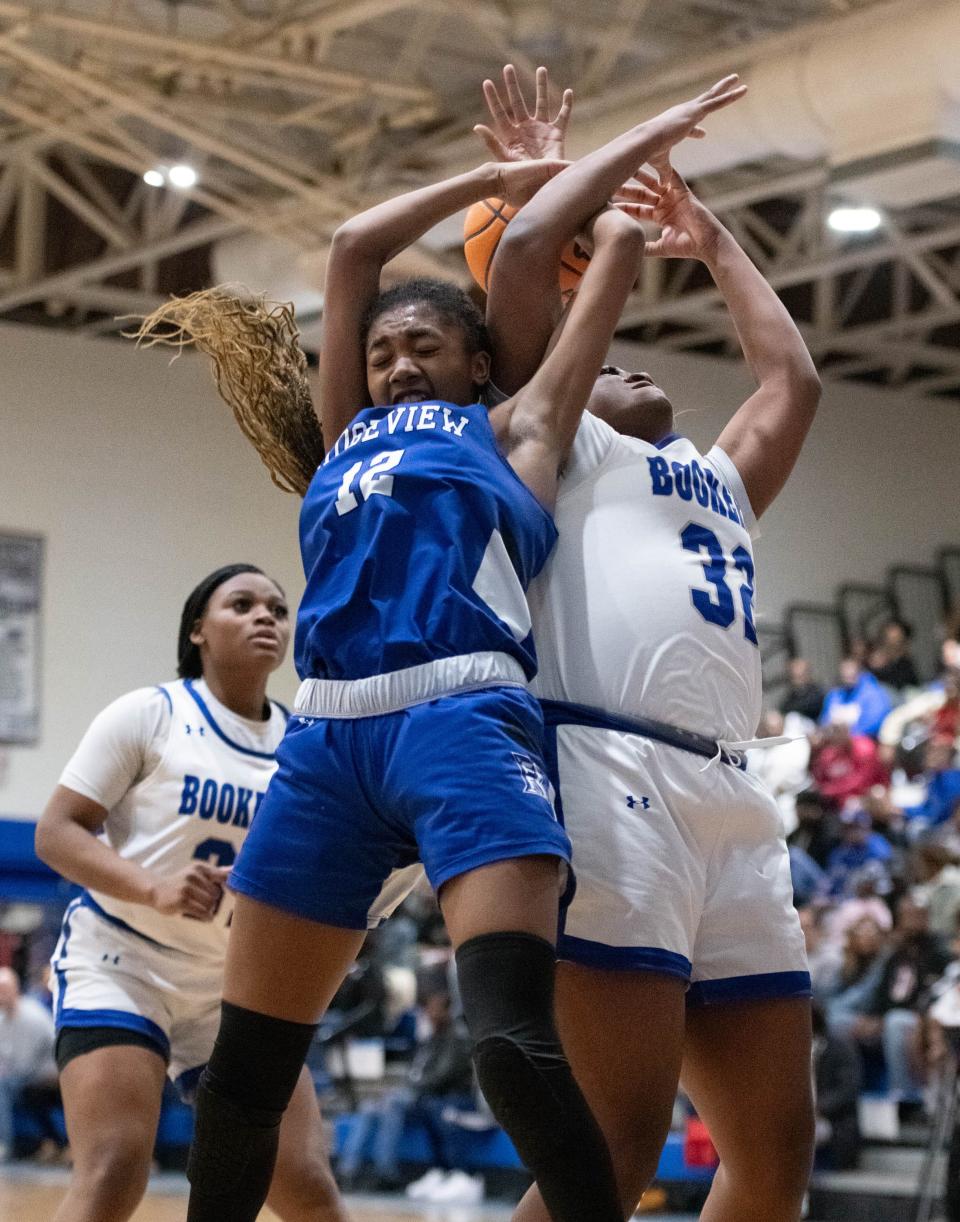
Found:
[184,724,205,736]
[512,753,552,802]
[626,794,651,810]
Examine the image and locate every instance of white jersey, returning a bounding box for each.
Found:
[59,678,286,959]
[529,413,761,742]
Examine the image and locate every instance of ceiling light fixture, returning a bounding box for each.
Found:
[168,164,198,189]
[143,169,165,187]
[827,205,882,234]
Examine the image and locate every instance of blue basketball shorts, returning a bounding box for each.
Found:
[230,684,571,929]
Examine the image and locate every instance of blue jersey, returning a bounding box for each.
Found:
[294,401,557,682]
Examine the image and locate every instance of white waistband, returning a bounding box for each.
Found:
[294,652,527,718]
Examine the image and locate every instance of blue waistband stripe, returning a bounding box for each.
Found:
[57,1007,171,1059]
[558,935,692,979]
[686,970,812,1008]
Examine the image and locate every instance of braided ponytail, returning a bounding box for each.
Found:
[129,288,324,496]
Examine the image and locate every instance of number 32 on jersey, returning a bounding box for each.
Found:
[681,522,758,646]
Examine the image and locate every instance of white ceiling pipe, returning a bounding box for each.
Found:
[567,0,960,178]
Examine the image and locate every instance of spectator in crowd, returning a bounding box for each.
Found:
[879,646,960,757]
[827,864,895,944]
[780,657,826,724]
[789,790,842,869]
[855,896,950,1100]
[812,714,890,806]
[823,915,889,1038]
[900,740,960,834]
[870,619,921,693]
[821,657,894,739]
[823,809,894,900]
[326,940,390,1040]
[0,966,56,1162]
[913,843,960,939]
[859,785,909,850]
[800,906,844,999]
[337,988,478,1203]
[812,1002,862,1170]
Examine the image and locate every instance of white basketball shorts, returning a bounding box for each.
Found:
[543,704,810,1006]
[51,893,226,1091]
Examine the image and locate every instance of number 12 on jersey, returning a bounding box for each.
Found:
[681,522,758,646]
[335,449,405,516]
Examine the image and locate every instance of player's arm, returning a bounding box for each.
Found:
[35,787,224,918]
[486,75,747,396]
[494,206,645,509]
[621,163,821,518]
[708,231,821,517]
[319,158,567,445]
[34,693,227,919]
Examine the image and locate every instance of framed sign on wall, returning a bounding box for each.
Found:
[0,533,43,745]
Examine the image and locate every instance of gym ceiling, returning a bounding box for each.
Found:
[0,0,957,399]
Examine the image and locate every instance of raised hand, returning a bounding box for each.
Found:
[616,163,726,261]
[492,156,570,206]
[641,74,747,165]
[475,64,574,162]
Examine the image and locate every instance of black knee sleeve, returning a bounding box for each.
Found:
[186,1001,316,1222]
[456,932,622,1222]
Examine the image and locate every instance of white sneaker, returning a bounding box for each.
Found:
[427,1169,485,1204]
[404,1166,447,1200]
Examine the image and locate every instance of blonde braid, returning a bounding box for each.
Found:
[128,288,324,496]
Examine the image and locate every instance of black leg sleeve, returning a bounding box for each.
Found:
[456,932,623,1222]
[186,1001,317,1222]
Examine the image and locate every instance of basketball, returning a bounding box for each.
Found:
[463,197,591,300]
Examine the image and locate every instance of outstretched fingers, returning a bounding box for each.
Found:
[555,87,574,130]
[483,76,514,126]
[623,168,662,193]
[503,63,529,119]
[474,123,512,161]
[614,201,658,221]
[614,183,660,209]
[533,65,549,121]
[696,73,747,115]
[531,64,573,129]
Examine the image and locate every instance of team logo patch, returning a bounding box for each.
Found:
[511,753,553,802]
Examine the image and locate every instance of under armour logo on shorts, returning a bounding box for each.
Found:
[512,753,552,802]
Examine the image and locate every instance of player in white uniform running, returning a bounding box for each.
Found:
[36,564,347,1222]
[478,68,821,1222]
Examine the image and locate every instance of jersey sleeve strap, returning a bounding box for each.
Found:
[58,686,173,811]
[705,444,758,537]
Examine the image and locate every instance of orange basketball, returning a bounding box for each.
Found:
[463,197,590,301]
